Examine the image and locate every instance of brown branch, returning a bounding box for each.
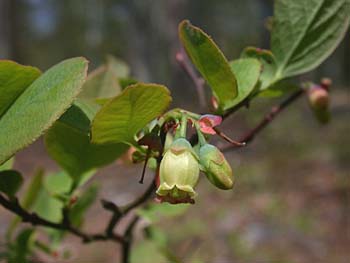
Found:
[122,215,140,263]
[101,172,157,263]
[102,178,156,237]
[213,127,246,147]
[0,83,306,263]
[0,174,156,263]
[220,89,305,152]
[176,49,207,109]
[0,193,124,244]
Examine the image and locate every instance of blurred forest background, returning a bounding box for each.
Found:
[0,0,349,262]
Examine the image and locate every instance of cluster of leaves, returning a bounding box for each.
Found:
[0,0,349,261]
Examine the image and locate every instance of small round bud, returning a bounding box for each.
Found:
[156,138,200,204]
[308,85,329,110]
[199,144,234,190]
[320,78,332,91]
[307,85,330,124]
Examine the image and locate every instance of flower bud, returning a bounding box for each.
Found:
[308,85,329,110]
[199,114,222,135]
[199,144,234,190]
[308,85,330,123]
[156,138,199,204]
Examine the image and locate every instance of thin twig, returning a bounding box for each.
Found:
[0,83,306,262]
[220,89,305,152]
[122,215,140,263]
[103,178,156,237]
[122,180,156,215]
[176,49,206,109]
[213,127,246,147]
[139,147,151,184]
[0,194,124,244]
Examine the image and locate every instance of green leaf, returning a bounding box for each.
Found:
[178,20,238,111]
[106,55,130,78]
[45,103,129,181]
[34,171,72,242]
[241,47,277,90]
[79,65,120,100]
[0,158,14,171]
[258,81,299,98]
[119,77,138,90]
[44,171,72,196]
[0,57,88,165]
[138,203,189,223]
[21,169,45,210]
[33,187,64,223]
[227,58,261,108]
[79,55,129,101]
[0,60,41,118]
[74,99,101,122]
[92,83,171,145]
[7,169,44,239]
[0,170,23,197]
[8,228,35,263]
[131,240,169,263]
[271,0,350,78]
[69,184,98,227]
[57,102,92,134]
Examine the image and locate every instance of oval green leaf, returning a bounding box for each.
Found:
[271,0,350,78]
[0,60,41,118]
[227,58,261,108]
[241,47,277,91]
[45,103,129,180]
[179,20,238,111]
[79,65,120,100]
[91,83,171,145]
[0,57,88,165]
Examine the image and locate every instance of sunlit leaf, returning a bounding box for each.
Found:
[0,57,88,165]
[179,20,238,111]
[92,83,171,145]
[0,158,14,171]
[227,58,261,107]
[241,47,276,91]
[45,102,128,181]
[0,60,41,118]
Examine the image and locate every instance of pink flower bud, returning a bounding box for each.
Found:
[198,114,222,135]
[308,85,329,110]
[308,85,330,124]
